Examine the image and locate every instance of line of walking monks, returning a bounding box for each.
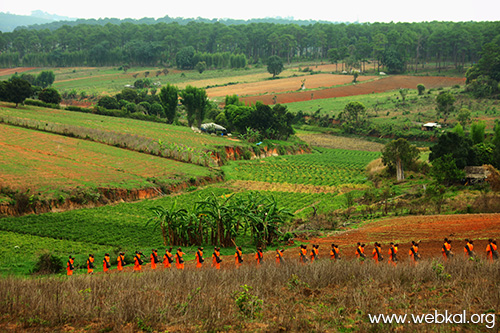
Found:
[66,238,499,276]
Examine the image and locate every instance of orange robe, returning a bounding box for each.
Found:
[134,254,142,271]
[356,246,365,259]
[300,248,308,263]
[87,257,94,274]
[212,250,221,269]
[486,243,498,261]
[372,246,382,263]
[163,251,172,268]
[117,255,125,271]
[196,250,204,268]
[409,245,420,263]
[330,247,339,260]
[388,246,398,265]
[235,249,243,267]
[255,251,263,264]
[150,252,158,270]
[176,251,185,269]
[103,255,110,272]
[276,250,284,264]
[442,242,452,259]
[464,243,474,258]
[66,258,74,276]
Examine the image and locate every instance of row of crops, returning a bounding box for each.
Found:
[222,147,380,186]
[0,105,235,151]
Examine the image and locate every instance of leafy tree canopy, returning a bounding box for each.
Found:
[267,55,284,78]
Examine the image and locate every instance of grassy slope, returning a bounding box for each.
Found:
[0,103,238,150]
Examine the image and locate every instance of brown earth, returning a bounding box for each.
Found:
[298,213,500,263]
[240,75,466,105]
[206,73,378,98]
[0,67,37,77]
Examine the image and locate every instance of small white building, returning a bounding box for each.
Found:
[422,122,442,131]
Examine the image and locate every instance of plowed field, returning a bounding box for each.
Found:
[300,213,500,263]
[205,73,378,98]
[239,75,466,105]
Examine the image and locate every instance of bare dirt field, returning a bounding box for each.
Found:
[298,213,500,263]
[240,75,466,105]
[206,74,378,98]
[0,67,37,77]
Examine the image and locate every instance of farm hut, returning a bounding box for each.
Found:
[463,166,490,185]
[422,122,442,131]
[200,123,227,135]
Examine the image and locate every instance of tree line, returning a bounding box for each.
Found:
[1,21,499,71]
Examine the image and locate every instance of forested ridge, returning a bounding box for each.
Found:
[1,20,499,70]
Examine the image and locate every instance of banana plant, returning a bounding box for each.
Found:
[147,201,187,246]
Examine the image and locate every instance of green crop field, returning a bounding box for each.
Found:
[0,104,239,151]
[0,124,212,199]
[222,147,380,186]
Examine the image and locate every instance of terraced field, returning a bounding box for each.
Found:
[0,124,211,197]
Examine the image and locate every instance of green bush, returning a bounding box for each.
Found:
[31,252,64,275]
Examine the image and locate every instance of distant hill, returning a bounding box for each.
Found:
[0,11,75,32]
[12,15,338,31]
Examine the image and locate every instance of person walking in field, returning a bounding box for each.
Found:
[134,251,143,272]
[486,239,498,262]
[310,244,319,262]
[103,253,111,273]
[388,243,398,266]
[442,238,453,260]
[86,254,94,274]
[330,244,340,261]
[299,245,308,263]
[464,239,475,259]
[150,249,159,270]
[276,248,285,264]
[255,247,263,265]
[356,243,366,261]
[176,248,185,270]
[117,252,126,272]
[372,242,383,263]
[196,247,204,268]
[66,256,74,276]
[163,248,173,268]
[235,246,243,268]
[212,247,222,270]
[409,241,421,263]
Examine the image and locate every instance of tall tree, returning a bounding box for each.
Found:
[180,85,209,128]
[435,91,455,123]
[381,138,420,181]
[2,77,32,107]
[159,84,179,124]
[267,55,284,78]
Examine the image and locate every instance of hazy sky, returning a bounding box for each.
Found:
[2,0,500,23]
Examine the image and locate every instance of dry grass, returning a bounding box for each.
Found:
[0,259,498,332]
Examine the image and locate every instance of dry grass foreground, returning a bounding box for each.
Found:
[0,259,498,332]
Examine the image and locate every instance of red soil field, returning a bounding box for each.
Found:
[0,67,37,77]
[300,213,500,263]
[205,73,378,98]
[240,75,466,105]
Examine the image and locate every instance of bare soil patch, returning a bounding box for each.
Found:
[301,213,500,262]
[0,67,37,77]
[206,74,378,98]
[240,75,465,104]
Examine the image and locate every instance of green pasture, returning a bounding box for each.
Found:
[222,147,380,186]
